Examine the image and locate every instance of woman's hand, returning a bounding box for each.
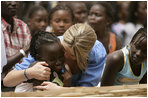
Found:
[27,61,51,80]
[34,81,62,91]
[62,64,72,87]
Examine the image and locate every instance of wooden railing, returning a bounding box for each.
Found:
[1,84,147,97]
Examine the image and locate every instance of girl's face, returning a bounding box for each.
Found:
[88,4,109,32]
[62,41,80,74]
[118,2,129,21]
[72,3,88,23]
[38,42,65,74]
[130,35,147,66]
[50,10,73,36]
[28,10,48,36]
[136,2,147,23]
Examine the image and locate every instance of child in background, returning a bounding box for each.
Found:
[121,1,147,47]
[47,4,74,36]
[15,31,67,92]
[67,1,88,24]
[27,5,48,36]
[101,28,147,86]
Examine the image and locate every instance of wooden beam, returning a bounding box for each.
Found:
[2,84,147,97]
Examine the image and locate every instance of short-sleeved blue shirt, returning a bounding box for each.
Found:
[14,36,107,87]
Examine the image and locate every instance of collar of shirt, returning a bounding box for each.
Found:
[1,17,19,33]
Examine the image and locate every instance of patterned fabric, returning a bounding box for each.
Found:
[114,45,147,85]
[1,17,31,58]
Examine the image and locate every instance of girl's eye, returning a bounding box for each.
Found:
[35,18,41,22]
[96,13,101,17]
[55,19,60,23]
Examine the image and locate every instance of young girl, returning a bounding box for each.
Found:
[15,31,67,92]
[88,2,122,54]
[27,5,48,36]
[47,4,74,36]
[101,28,147,86]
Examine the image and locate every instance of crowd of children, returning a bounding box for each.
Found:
[1,1,147,92]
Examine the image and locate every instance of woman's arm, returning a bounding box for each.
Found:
[3,62,51,87]
[101,50,124,86]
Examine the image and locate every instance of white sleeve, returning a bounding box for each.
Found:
[1,30,7,73]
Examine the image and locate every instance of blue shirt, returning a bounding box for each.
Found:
[14,36,107,87]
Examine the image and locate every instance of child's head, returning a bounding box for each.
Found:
[130,28,147,65]
[27,5,48,36]
[129,1,147,25]
[30,31,65,73]
[88,2,113,32]
[114,1,129,22]
[67,1,88,23]
[49,4,74,36]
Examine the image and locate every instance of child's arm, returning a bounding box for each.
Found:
[101,50,124,86]
[62,64,72,87]
[140,72,147,84]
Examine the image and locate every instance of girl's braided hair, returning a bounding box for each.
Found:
[30,31,60,60]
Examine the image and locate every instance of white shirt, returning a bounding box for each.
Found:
[1,30,7,73]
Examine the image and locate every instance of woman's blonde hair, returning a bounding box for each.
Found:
[63,23,97,71]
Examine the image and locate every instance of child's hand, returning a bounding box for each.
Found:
[34,81,62,91]
[27,61,51,81]
[62,64,72,87]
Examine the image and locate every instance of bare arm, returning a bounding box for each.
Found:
[3,62,51,87]
[2,45,30,73]
[101,50,124,86]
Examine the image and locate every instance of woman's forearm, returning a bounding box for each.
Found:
[3,70,26,87]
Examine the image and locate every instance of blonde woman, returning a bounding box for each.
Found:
[3,23,107,90]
